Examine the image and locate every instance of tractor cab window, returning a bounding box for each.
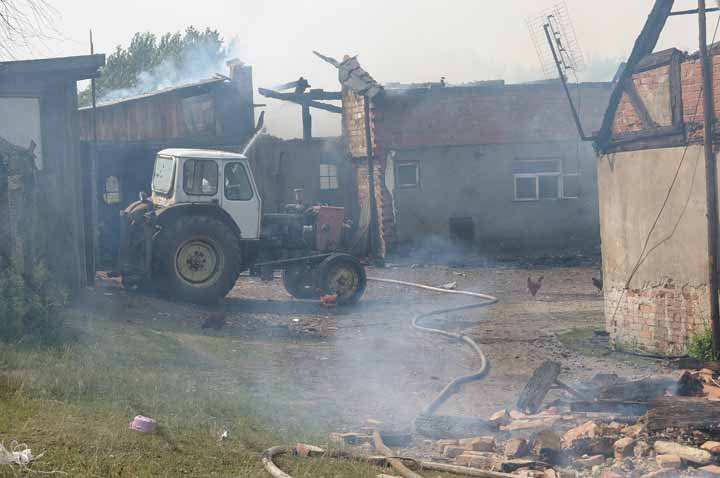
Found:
[224,162,253,200]
[183,159,218,196]
[152,155,176,195]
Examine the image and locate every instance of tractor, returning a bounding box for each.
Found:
[117,148,367,305]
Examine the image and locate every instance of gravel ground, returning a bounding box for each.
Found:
[89,261,659,434]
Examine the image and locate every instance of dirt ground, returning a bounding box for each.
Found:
[84,261,658,436]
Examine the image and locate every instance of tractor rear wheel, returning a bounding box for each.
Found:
[282,264,319,299]
[154,215,240,304]
[317,253,366,305]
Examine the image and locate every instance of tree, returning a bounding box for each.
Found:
[0,0,55,57]
[79,27,228,106]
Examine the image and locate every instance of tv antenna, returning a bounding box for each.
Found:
[526,2,592,140]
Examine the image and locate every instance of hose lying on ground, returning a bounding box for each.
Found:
[262,442,522,478]
[262,277,499,478]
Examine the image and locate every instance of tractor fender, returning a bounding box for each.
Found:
[153,203,242,240]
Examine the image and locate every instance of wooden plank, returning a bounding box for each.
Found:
[414,414,495,439]
[596,377,675,402]
[647,396,720,432]
[623,78,660,129]
[670,49,685,127]
[258,88,342,114]
[569,400,649,416]
[516,361,561,414]
[669,357,720,370]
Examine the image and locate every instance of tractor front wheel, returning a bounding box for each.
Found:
[317,253,366,306]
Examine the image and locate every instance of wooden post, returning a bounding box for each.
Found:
[364,95,378,258]
[699,0,720,359]
[88,29,98,284]
[301,104,312,141]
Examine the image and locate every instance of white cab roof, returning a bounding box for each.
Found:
[158,148,248,161]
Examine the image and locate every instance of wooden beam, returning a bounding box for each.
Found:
[699,0,720,359]
[647,396,720,431]
[597,0,675,148]
[623,78,660,129]
[669,6,720,15]
[302,105,312,140]
[258,88,342,114]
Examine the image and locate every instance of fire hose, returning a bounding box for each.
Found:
[262,276,500,478]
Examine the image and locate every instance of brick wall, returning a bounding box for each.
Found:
[612,65,672,134]
[342,88,373,158]
[610,52,720,140]
[605,283,709,356]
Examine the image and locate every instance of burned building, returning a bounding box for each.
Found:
[244,135,356,219]
[341,77,613,256]
[595,0,720,355]
[0,55,105,289]
[78,60,256,264]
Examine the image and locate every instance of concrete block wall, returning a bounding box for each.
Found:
[341,82,612,255]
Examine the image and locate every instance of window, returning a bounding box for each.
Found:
[103,176,122,204]
[182,94,215,133]
[396,161,419,188]
[183,159,218,196]
[320,164,339,190]
[224,162,253,200]
[513,159,564,201]
[152,155,176,195]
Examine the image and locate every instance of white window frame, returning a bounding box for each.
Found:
[395,161,420,189]
[513,157,580,202]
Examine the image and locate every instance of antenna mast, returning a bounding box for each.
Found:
[527,2,592,140]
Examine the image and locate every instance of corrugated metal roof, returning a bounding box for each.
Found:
[80,76,227,110]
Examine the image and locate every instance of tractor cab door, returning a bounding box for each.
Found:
[221,160,261,239]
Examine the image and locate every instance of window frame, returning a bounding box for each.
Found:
[103,175,122,205]
[395,160,420,189]
[183,158,219,197]
[319,163,339,191]
[152,155,176,196]
[223,161,254,201]
[512,157,579,202]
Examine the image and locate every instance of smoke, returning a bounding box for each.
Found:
[99,37,245,103]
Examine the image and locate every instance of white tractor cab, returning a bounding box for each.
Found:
[118,148,366,305]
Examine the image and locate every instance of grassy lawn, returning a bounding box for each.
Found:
[0,309,436,478]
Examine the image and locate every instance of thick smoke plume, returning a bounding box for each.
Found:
[99,37,243,103]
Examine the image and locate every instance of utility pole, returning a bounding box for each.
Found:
[699,0,720,359]
[363,95,379,259]
[89,29,99,285]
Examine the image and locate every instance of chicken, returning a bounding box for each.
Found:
[527,275,544,297]
[201,311,226,330]
[592,276,603,291]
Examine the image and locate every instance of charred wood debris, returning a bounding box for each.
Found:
[297,360,720,478]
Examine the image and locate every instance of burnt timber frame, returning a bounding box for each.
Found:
[257,87,342,140]
[596,0,676,152]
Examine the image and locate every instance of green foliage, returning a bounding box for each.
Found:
[688,328,714,360]
[79,27,227,106]
[0,261,68,344]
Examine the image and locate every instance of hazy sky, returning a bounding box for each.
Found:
[12,0,719,138]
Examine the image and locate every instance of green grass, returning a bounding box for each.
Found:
[0,310,434,478]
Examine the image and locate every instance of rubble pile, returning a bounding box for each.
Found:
[324,362,720,478]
